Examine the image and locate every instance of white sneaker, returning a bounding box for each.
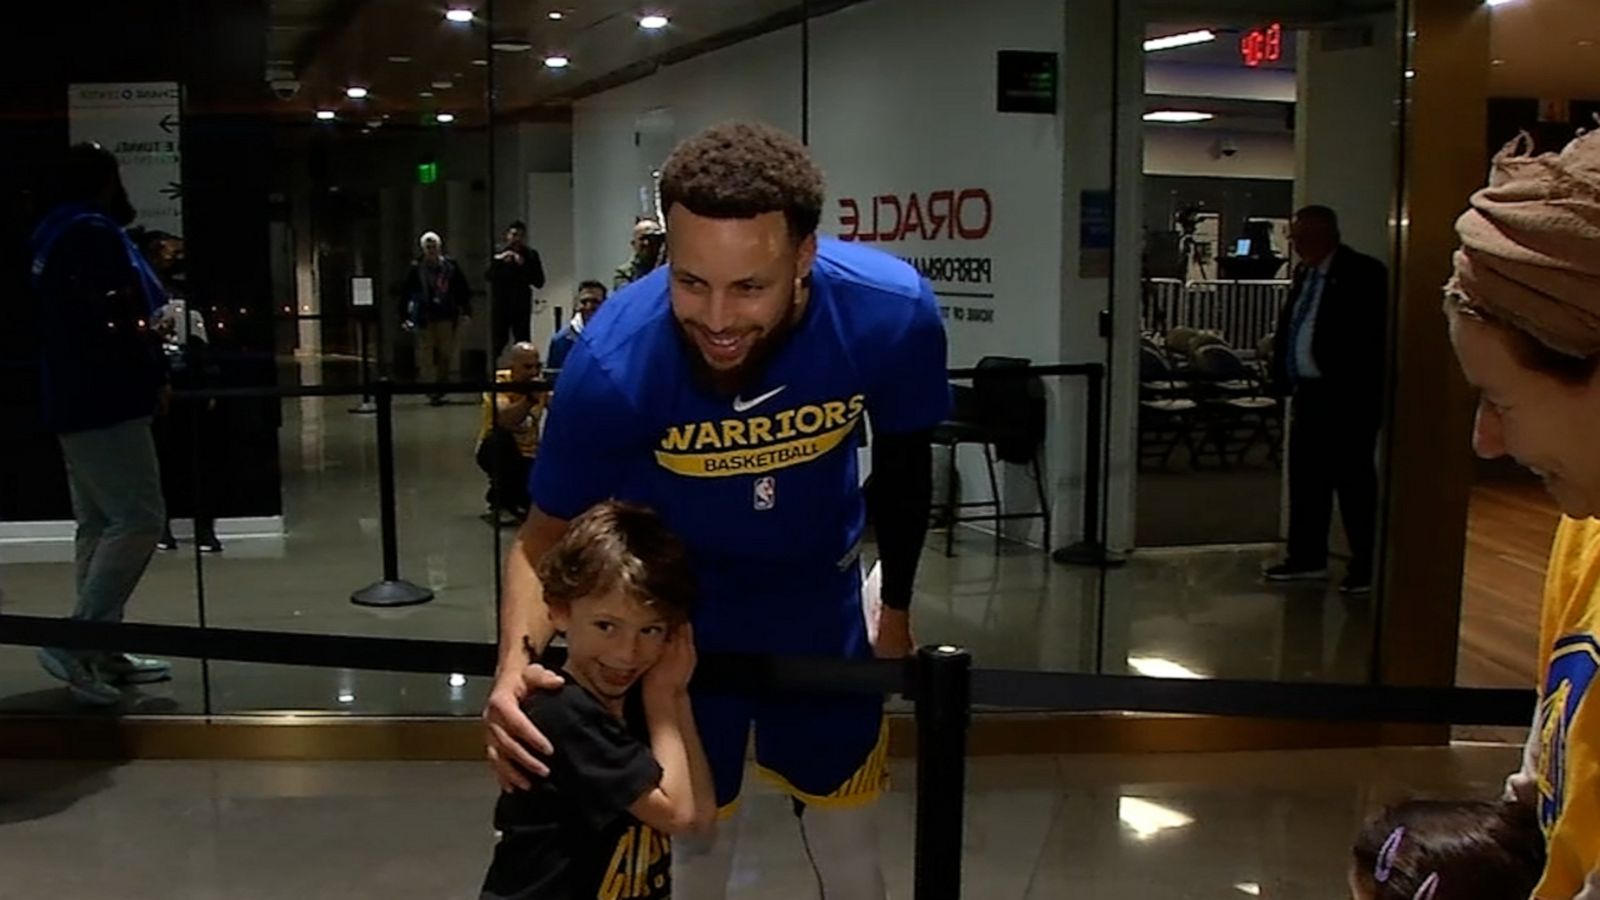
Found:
[98,653,173,685]
[37,648,123,707]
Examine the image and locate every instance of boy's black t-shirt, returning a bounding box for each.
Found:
[481,674,670,900]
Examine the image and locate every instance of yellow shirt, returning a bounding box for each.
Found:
[478,369,546,458]
[1533,516,1600,899]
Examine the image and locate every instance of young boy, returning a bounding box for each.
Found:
[481,501,715,900]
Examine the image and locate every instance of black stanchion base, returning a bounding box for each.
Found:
[348,399,377,415]
[1051,541,1128,568]
[350,580,434,608]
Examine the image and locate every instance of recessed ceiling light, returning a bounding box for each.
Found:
[345,86,369,99]
[448,673,468,688]
[547,10,564,20]
[1143,110,1215,123]
[315,110,336,121]
[1404,69,1416,79]
[432,79,454,89]
[436,112,456,124]
[544,54,571,69]
[367,118,384,128]
[419,90,435,98]
[1485,0,1516,6]
[639,14,669,29]
[387,55,412,63]
[1144,29,1216,52]
[472,58,489,66]
[445,8,474,22]
[492,38,533,52]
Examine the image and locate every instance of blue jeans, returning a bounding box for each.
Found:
[57,417,165,636]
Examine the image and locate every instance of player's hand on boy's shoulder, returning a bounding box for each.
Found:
[644,624,697,699]
[484,662,566,792]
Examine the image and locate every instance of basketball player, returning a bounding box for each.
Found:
[484,121,949,898]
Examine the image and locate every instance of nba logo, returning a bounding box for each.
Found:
[753,476,776,511]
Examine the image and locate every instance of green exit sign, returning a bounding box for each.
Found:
[417,161,439,184]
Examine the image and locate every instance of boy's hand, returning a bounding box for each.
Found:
[645,624,696,698]
[484,663,565,791]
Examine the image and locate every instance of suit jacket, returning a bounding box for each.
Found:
[1270,244,1388,409]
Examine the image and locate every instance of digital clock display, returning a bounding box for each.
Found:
[1240,22,1283,67]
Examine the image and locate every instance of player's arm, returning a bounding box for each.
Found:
[864,279,952,655]
[486,509,569,790]
[872,431,934,613]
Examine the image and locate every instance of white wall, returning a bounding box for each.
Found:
[1294,14,1399,263]
[573,28,803,285]
[1144,127,1295,180]
[570,0,1145,550]
[528,172,574,351]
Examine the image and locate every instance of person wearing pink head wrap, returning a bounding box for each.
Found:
[1446,128,1600,900]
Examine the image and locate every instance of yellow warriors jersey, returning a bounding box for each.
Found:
[1532,516,1600,898]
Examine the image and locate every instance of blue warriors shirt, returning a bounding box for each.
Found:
[530,238,950,657]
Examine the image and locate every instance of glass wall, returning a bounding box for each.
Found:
[0,0,1417,717]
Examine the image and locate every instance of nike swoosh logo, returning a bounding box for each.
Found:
[732,385,787,413]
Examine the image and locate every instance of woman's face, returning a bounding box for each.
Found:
[1448,309,1600,518]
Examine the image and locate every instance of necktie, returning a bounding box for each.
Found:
[1287,269,1320,382]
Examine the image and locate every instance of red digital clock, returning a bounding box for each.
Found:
[1240,22,1283,67]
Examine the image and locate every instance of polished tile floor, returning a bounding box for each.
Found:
[0,744,1520,899]
[0,384,1374,716]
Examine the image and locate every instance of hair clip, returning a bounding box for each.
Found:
[1375,827,1405,883]
[1413,873,1440,900]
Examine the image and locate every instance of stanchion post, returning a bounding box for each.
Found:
[351,379,434,607]
[914,644,971,900]
[350,314,376,415]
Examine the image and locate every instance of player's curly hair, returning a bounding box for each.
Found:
[658,121,824,241]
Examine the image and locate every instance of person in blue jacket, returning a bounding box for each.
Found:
[29,143,173,706]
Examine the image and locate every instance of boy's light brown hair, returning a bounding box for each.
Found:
[536,501,696,623]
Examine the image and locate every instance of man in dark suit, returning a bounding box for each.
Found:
[1264,206,1388,594]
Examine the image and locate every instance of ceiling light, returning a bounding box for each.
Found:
[1404,69,1416,79]
[544,54,570,69]
[1235,884,1262,897]
[449,673,468,688]
[472,58,489,66]
[367,118,383,128]
[1143,111,1215,124]
[1119,797,1194,840]
[1485,0,1516,6]
[1491,58,1506,65]
[436,112,456,123]
[337,690,356,703]
[1144,29,1216,52]
[315,110,336,121]
[492,38,533,52]
[388,55,412,63]
[445,8,474,22]
[1127,656,1207,678]
[639,14,669,30]
[432,79,454,89]
[547,10,564,19]
[419,90,435,98]
[345,86,369,99]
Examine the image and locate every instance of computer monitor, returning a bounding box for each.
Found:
[1234,238,1253,257]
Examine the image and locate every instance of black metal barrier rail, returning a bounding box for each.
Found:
[0,615,1533,900]
[0,614,1534,726]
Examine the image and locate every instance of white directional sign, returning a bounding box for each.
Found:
[68,82,184,236]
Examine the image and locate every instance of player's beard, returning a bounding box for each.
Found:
[676,284,804,396]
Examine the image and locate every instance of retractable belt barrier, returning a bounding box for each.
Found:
[6,364,1532,900]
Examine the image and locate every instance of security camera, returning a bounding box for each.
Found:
[269,79,302,100]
